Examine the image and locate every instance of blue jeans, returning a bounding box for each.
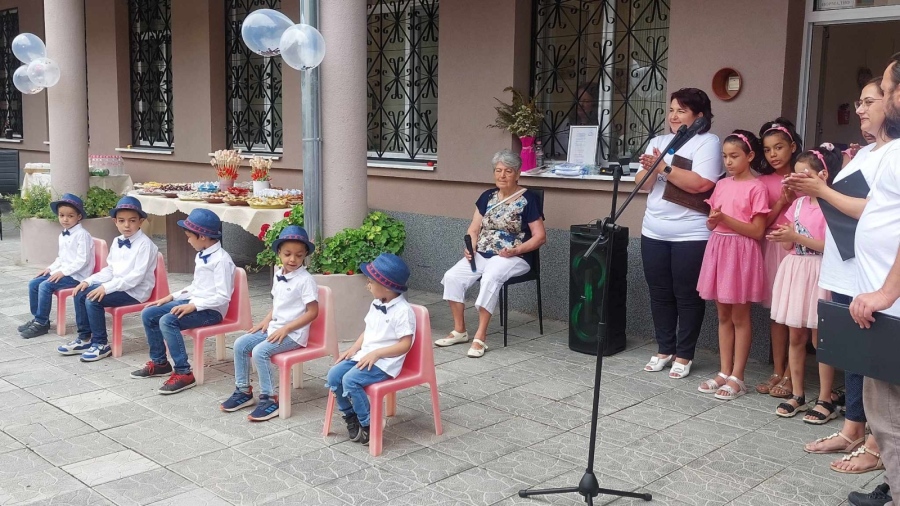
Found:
[141,300,223,374]
[325,360,391,427]
[831,292,866,423]
[28,274,80,325]
[73,284,140,345]
[233,331,303,396]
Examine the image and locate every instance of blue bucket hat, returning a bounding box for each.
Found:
[177,208,222,239]
[360,253,410,293]
[50,193,86,218]
[109,196,147,219]
[271,225,315,255]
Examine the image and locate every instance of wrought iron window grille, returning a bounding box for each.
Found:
[367,0,439,163]
[0,9,21,139]
[531,0,669,164]
[226,0,284,154]
[129,0,174,149]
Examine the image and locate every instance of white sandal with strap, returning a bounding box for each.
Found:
[435,330,468,347]
[714,376,746,401]
[698,372,728,394]
[830,446,885,474]
[805,431,865,454]
[643,354,673,372]
[467,339,488,358]
[669,360,692,379]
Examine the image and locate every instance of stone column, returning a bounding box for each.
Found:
[319,0,368,236]
[44,0,89,197]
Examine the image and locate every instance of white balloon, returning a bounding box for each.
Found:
[279,23,326,71]
[11,33,45,64]
[241,9,293,57]
[27,58,61,88]
[13,65,42,94]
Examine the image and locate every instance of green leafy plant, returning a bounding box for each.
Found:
[7,186,126,226]
[255,204,305,269]
[488,87,544,138]
[83,187,120,218]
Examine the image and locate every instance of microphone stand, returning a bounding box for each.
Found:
[518,127,692,505]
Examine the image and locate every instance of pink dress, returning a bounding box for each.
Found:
[770,197,829,328]
[758,173,792,308]
[696,177,769,304]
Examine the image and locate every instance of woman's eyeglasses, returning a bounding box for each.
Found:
[855,98,878,110]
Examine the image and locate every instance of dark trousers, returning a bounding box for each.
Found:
[640,235,708,360]
[830,292,865,423]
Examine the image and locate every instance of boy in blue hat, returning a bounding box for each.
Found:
[133,208,235,394]
[325,253,416,445]
[20,193,96,338]
[64,196,159,361]
[221,225,318,419]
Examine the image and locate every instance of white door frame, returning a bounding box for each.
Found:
[797,0,900,140]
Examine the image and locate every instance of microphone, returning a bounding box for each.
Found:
[685,116,709,136]
[463,235,477,272]
[666,125,688,155]
[667,118,708,155]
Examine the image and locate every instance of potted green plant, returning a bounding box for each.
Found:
[255,208,406,341]
[488,87,544,172]
[10,186,122,266]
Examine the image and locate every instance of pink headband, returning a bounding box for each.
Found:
[764,125,793,141]
[808,150,826,168]
[732,133,752,151]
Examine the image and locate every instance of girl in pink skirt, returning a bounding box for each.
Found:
[768,145,840,422]
[697,130,769,401]
[755,119,802,397]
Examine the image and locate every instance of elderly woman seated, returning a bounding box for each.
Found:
[436,149,546,357]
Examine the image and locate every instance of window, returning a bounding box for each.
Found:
[129,0,174,148]
[226,0,283,154]
[366,0,439,162]
[532,0,669,163]
[0,9,20,138]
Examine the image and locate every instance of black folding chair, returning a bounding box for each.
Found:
[498,188,544,346]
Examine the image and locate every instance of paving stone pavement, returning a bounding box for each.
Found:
[0,224,877,505]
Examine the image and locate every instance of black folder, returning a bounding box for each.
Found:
[817,300,900,385]
[819,170,870,261]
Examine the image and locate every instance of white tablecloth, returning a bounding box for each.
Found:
[130,193,291,236]
[21,169,134,197]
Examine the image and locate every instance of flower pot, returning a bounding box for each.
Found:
[4,129,12,139]
[312,273,371,343]
[218,178,235,191]
[519,135,536,172]
[252,180,271,196]
[20,217,119,266]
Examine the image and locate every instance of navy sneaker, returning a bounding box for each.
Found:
[221,387,256,412]
[58,339,91,356]
[358,425,370,446]
[17,319,35,332]
[20,321,50,339]
[344,414,361,441]
[158,372,196,395]
[247,394,279,421]
[130,361,173,379]
[80,344,112,362]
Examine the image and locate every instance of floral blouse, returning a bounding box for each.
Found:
[475,189,542,256]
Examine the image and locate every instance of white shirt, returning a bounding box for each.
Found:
[854,141,900,316]
[85,230,159,303]
[267,266,318,345]
[170,242,236,317]
[47,223,95,281]
[351,295,416,377]
[820,143,892,295]
[641,132,724,241]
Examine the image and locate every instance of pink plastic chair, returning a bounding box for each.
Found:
[54,238,108,336]
[322,304,442,456]
[268,285,338,419]
[182,268,252,385]
[105,252,169,358]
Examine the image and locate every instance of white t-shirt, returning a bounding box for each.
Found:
[351,295,416,377]
[854,141,900,316]
[641,132,724,241]
[267,266,318,345]
[819,143,890,295]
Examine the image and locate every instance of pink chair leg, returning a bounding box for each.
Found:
[429,382,443,435]
[386,392,397,417]
[194,337,205,385]
[111,316,124,358]
[369,393,384,457]
[215,335,225,361]
[279,363,292,419]
[292,363,303,389]
[56,294,67,336]
[322,391,336,436]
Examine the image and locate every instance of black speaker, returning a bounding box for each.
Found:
[569,223,628,356]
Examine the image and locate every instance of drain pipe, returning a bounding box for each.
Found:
[300,0,323,243]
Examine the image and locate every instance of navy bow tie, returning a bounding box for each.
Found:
[198,251,212,264]
[373,303,388,314]
[276,275,288,282]
[61,230,70,236]
[118,238,131,249]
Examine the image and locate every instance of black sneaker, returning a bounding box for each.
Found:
[158,372,196,395]
[344,414,361,441]
[17,319,34,332]
[358,425,370,446]
[849,483,891,506]
[130,361,173,379]
[20,321,50,339]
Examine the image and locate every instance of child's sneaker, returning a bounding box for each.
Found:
[158,372,196,395]
[221,387,255,412]
[358,425,370,446]
[80,344,112,362]
[17,319,35,332]
[20,321,50,339]
[247,394,279,421]
[130,361,173,379]
[344,414,361,441]
[58,339,91,355]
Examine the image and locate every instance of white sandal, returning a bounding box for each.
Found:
[698,372,728,394]
[467,339,488,358]
[643,354,673,372]
[435,330,468,347]
[669,360,692,379]
[714,376,746,401]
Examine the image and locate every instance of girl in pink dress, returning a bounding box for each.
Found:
[697,130,769,401]
[768,145,841,422]
[756,118,802,397]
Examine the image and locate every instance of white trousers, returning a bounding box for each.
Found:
[441,254,530,314]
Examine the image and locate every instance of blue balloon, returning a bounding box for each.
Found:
[241,9,293,57]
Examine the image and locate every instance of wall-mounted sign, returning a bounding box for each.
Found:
[818,0,856,10]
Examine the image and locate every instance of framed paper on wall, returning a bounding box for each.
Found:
[567,125,600,165]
